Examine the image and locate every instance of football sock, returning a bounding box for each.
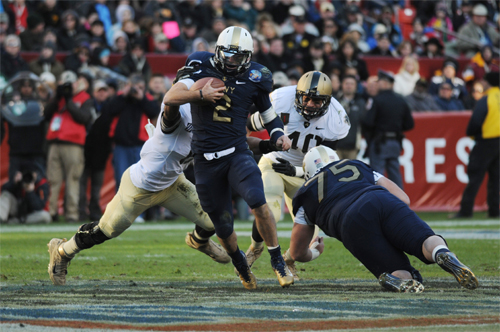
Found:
[432,245,450,262]
[61,236,80,257]
[268,245,281,259]
[251,221,264,243]
[192,228,209,244]
[228,246,246,265]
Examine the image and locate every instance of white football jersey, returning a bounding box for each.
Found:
[266,85,351,166]
[130,104,193,192]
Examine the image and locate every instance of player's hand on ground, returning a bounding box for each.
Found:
[202,79,225,103]
[275,135,291,151]
[272,158,296,176]
[310,236,324,254]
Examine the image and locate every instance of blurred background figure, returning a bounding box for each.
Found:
[405,78,440,112]
[433,81,465,111]
[1,72,49,181]
[28,41,65,80]
[394,56,421,96]
[45,70,92,222]
[0,164,51,224]
[79,80,110,222]
[1,34,28,80]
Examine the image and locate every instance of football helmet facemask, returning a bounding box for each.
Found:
[295,71,333,121]
[214,26,253,75]
[303,146,340,180]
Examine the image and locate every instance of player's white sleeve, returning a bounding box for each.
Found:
[294,207,314,226]
[373,171,384,183]
[177,78,195,89]
[327,97,351,140]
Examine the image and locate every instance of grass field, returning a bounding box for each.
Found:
[1,213,499,331]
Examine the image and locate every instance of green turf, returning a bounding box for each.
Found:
[0,218,498,284]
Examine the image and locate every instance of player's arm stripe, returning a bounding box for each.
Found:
[259,106,277,124]
[248,112,265,131]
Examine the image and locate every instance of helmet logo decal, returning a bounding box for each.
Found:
[249,70,262,82]
[304,122,310,128]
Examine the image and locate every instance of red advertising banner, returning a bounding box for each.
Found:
[0,112,487,213]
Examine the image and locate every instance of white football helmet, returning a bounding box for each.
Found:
[214,26,253,75]
[295,71,333,120]
[303,146,340,180]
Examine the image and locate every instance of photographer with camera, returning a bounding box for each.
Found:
[0,165,51,224]
[44,70,92,223]
[103,73,159,193]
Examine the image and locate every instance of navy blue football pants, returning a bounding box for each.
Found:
[339,190,435,278]
[194,150,267,239]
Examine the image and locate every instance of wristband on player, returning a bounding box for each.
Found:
[258,140,279,154]
[199,89,204,101]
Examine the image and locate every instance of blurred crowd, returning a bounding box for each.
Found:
[0,0,499,223]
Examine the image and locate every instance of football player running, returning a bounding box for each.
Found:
[165,26,294,290]
[246,71,350,279]
[47,100,235,285]
[288,146,478,293]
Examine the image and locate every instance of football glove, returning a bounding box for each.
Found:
[272,158,296,177]
[173,63,201,85]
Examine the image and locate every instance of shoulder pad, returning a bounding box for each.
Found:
[245,63,273,92]
[186,51,213,65]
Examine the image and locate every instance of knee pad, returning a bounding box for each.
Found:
[244,187,266,209]
[214,212,234,239]
[75,221,111,250]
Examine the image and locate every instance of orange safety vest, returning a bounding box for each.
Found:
[46,90,90,145]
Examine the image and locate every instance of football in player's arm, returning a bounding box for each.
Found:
[164,26,294,290]
[244,71,351,279]
[288,146,479,293]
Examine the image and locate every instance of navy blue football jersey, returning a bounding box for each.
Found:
[292,159,386,238]
[183,51,273,155]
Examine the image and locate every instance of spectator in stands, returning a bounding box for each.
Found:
[346,23,370,53]
[90,47,110,67]
[176,17,198,53]
[282,5,317,63]
[409,18,431,56]
[429,58,468,102]
[336,75,365,160]
[378,5,402,48]
[330,72,341,99]
[111,30,129,54]
[451,0,473,31]
[192,37,210,53]
[0,11,15,36]
[405,78,440,112]
[456,4,500,56]
[369,33,397,57]
[223,0,258,32]
[37,0,63,29]
[255,13,280,43]
[314,1,336,36]
[267,38,289,73]
[147,73,168,103]
[0,164,51,224]
[143,0,180,25]
[320,18,339,52]
[57,10,84,51]
[19,13,45,51]
[367,23,388,51]
[109,4,134,46]
[1,34,28,79]
[271,0,293,25]
[302,39,329,73]
[115,40,152,82]
[452,72,499,219]
[29,42,64,80]
[426,2,454,43]
[462,45,500,83]
[42,28,59,50]
[397,40,414,58]
[122,20,142,50]
[153,33,169,54]
[9,0,29,35]
[336,38,369,81]
[462,81,484,110]
[105,78,118,97]
[79,80,110,222]
[64,44,91,74]
[433,81,465,111]
[45,70,92,222]
[338,4,364,34]
[200,16,227,44]
[422,36,444,58]
[87,20,106,46]
[394,56,421,96]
